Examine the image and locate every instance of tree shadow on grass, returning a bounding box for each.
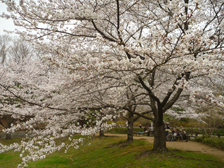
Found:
[104,140,132,149]
[135,149,169,159]
[135,149,220,163]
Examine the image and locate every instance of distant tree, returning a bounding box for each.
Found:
[0,34,10,64]
[0,35,39,139]
[9,38,34,63]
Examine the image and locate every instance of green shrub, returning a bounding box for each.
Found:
[185,128,204,134]
[195,135,224,150]
[107,127,127,134]
[106,127,146,134]
[213,132,224,136]
[195,136,204,142]
[184,128,224,135]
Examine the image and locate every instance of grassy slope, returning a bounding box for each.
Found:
[0,136,223,168]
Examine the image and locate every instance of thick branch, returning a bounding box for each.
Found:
[116,0,120,31]
[91,20,117,42]
[163,88,183,112]
[133,111,153,121]
[138,76,160,104]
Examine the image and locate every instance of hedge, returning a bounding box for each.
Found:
[195,135,224,151]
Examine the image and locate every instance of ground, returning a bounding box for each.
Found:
[105,133,224,163]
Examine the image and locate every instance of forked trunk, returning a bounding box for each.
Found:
[126,112,133,143]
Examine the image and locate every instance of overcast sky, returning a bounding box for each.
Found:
[0,2,15,35]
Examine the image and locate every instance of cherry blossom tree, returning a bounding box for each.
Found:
[0,1,224,165]
[0,39,120,166]
[0,35,43,140]
[0,34,10,64]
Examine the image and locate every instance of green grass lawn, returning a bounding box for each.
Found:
[0,136,224,168]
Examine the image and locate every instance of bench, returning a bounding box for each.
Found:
[133,131,146,136]
[186,133,201,140]
[187,135,196,140]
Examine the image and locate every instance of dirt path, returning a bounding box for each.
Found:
[105,133,224,162]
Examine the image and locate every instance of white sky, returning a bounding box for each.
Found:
[0,2,15,35]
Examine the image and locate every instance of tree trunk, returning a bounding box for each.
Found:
[152,113,168,152]
[126,111,134,143]
[6,133,11,140]
[99,127,104,137]
[0,115,14,140]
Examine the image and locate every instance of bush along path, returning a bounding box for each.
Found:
[105,133,224,163]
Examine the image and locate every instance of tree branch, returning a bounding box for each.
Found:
[138,76,160,104]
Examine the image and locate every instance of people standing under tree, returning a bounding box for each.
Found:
[139,124,142,128]
[144,126,147,132]
[182,129,187,141]
[165,123,170,129]
[148,125,154,136]
[172,127,177,133]
[171,127,177,140]
[147,127,150,136]
[165,123,171,139]
[176,129,181,140]
[179,126,183,132]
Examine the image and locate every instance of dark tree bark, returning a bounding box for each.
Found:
[99,128,104,137]
[99,119,105,137]
[152,112,168,152]
[125,108,151,143]
[6,133,11,140]
[0,115,15,140]
[126,111,134,143]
